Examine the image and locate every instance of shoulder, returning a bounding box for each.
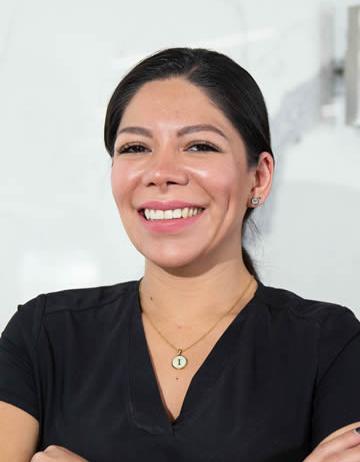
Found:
[17,279,140,318]
[0,280,140,366]
[258,281,360,381]
[258,281,359,328]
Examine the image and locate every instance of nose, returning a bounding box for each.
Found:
[141,148,189,192]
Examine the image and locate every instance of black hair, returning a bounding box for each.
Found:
[104,47,275,281]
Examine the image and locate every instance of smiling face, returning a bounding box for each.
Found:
[111,77,266,272]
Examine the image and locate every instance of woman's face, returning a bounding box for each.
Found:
[111,77,269,271]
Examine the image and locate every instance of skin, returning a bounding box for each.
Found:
[303,425,360,461]
[111,76,273,327]
[31,445,88,461]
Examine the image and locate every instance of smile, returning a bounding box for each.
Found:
[141,207,205,221]
[138,206,206,233]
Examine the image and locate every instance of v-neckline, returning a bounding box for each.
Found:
[127,277,265,434]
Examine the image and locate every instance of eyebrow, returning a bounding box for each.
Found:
[116,124,229,141]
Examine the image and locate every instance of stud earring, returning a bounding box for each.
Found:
[250,196,261,207]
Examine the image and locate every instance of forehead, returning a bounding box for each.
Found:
[119,77,236,136]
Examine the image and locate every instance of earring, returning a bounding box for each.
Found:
[250,196,261,207]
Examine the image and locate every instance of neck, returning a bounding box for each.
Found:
[139,258,256,327]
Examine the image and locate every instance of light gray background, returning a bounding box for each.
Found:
[1,0,359,329]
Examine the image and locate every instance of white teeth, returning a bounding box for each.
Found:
[181,208,189,218]
[173,209,182,218]
[143,207,204,221]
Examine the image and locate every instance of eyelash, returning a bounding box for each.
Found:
[116,141,220,155]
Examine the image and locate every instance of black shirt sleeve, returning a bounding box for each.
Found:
[310,306,360,450]
[0,294,45,421]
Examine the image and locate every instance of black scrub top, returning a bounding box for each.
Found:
[1,278,360,462]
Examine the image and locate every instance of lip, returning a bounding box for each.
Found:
[137,200,205,211]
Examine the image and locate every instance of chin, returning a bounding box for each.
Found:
[136,244,206,271]
[148,253,201,270]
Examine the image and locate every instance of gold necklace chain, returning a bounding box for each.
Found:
[139,275,256,369]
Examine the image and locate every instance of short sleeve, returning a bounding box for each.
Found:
[0,294,45,421]
[310,306,360,450]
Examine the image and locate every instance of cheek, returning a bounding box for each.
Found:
[110,164,131,212]
[110,167,121,199]
[194,162,240,201]
[111,161,137,196]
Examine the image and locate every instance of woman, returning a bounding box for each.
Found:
[1,47,360,462]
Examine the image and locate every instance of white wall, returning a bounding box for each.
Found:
[1,0,359,328]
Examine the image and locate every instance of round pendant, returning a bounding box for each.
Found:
[172,350,188,369]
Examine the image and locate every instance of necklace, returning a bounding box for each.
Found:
[139,275,256,370]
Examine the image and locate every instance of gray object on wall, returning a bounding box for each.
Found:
[345,5,360,126]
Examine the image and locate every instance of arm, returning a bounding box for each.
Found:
[305,306,360,459]
[304,423,360,461]
[31,445,89,461]
[0,401,39,462]
[310,308,360,449]
[0,298,90,461]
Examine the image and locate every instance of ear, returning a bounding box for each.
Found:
[249,151,274,205]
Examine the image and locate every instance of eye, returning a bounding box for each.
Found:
[116,143,149,154]
[115,141,220,155]
[187,142,219,152]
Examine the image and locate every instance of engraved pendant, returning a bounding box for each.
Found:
[171,349,188,369]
